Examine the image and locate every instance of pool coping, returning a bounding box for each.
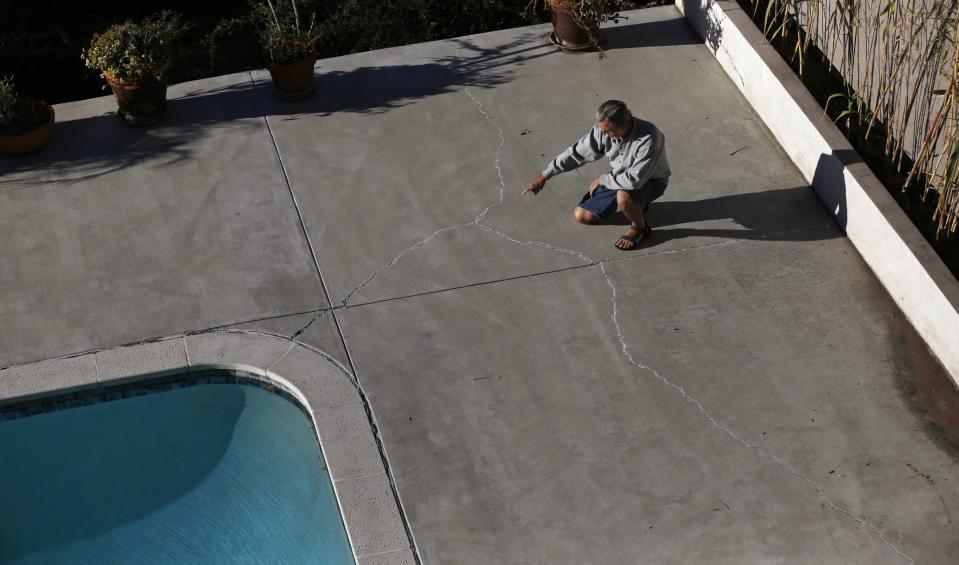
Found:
[0,330,416,565]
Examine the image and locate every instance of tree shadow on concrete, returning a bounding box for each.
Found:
[0,15,710,186]
[302,33,554,116]
[0,81,263,187]
[0,32,552,185]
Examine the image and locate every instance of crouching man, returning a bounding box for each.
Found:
[522,100,671,250]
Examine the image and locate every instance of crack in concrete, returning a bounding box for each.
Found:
[464,88,507,224]
[340,89,508,306]
[337,87,913,563]
[341,222,474,306]
[290,313,320,340]
[338,85,833,308]
[341,88,593,307]
[464,89,595,264]
[250,72,423,565]
[599,261,913,563]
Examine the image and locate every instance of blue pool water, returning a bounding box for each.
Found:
[0,381,354,564]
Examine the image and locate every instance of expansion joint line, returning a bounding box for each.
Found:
[340,87,592,307]
[336,85,908,563]
[249,72,422,565]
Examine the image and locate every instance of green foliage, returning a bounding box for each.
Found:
[315,0,539,57]
[744,0,959,239]
[527,0,632,53]
[208,1,321,66]
[0,76,48,135]
[533,0,630,29]
[82,11,191,80]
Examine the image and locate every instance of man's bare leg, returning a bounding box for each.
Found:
[614,190,649,250]
[573,206,600,224]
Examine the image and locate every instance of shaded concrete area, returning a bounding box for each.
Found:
[1,5,957,563]
[0,73,325,366]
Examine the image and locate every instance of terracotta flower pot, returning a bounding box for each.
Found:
[549,5,599,50]
[267,55,317,100]
[0,103,55,155]
[102,70,168,126]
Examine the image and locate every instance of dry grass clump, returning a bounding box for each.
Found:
[747,0,959,239]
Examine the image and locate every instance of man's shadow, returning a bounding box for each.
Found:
[598,185,839,242]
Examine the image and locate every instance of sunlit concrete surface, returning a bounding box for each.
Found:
[1,6,956,563]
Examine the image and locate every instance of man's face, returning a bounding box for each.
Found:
[599,119,627,142]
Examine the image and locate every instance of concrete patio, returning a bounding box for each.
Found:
[2,5,957,563]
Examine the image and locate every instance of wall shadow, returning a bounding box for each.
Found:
[812,149,858,231]
[602,16,707,51]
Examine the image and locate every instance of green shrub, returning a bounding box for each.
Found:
[0,76,48,135]
[82,11,191,80]
[209,1,321,67]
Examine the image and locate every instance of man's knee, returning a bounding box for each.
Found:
[615,189,631,211]
[573,207,598,224]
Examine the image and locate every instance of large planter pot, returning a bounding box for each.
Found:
[549,5,599,50]
[0,102,55,155]
[267,56,317,101]
[102,70,168,126]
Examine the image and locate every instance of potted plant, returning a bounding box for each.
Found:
[211,1,321,100]
[0,76,54,155]
[530,0,627,51]
[82,11,190,126]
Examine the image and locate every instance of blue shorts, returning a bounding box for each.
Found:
[577,179,667,218]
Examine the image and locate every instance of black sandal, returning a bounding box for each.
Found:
[615,223,651,250]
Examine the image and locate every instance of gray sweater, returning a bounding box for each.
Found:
[542,118,671,191]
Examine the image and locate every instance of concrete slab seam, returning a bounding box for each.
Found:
[267,342,299,372]
[340,86,593,307]
[336,225,834,313]
[341,222,476,306]
[335,86,910,562]
[249,70,423,564]
[182,336,192,368]
[324,318,423,565]
[249,70,327,300]
[338,85,832,309]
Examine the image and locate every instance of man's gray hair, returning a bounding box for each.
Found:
[596,100,632,127]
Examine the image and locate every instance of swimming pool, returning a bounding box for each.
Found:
[0,374,354,564]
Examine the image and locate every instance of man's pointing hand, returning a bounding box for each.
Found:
[522,174,546,196]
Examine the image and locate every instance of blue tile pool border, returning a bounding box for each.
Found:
[0,368,311,422]
[0,332,416,562]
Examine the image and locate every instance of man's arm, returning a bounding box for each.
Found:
[543,126,609,180]
[524,126,609,196]
[522,174,546,195]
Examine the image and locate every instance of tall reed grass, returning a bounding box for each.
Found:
[745,0,959,239]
